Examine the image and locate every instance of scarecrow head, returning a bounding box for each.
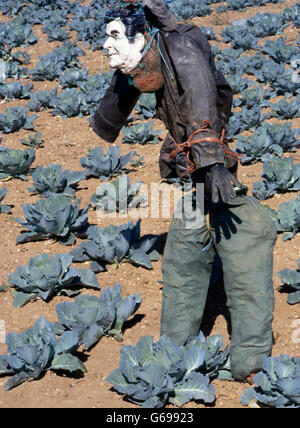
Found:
[103,4,147,74]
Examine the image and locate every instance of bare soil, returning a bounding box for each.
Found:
[0,0,299,409]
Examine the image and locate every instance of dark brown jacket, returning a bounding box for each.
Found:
[91,0,235,179]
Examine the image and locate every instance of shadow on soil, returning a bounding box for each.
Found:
[201,255,232,338]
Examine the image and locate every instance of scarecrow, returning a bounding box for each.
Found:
[91,0,277,382]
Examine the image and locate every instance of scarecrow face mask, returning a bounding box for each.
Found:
[103,18,145,74]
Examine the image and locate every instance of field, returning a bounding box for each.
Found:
[0,0,299,409]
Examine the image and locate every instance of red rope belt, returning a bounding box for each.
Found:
[169,120,242,174]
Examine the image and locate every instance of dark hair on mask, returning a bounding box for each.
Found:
[105,5,147,42]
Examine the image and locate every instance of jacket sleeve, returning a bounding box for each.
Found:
[162,29,228,169]
[91,70,141,143]
[142,0,178,31]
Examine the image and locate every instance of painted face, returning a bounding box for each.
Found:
[103,19,145,74]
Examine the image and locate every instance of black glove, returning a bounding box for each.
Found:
[205,163,242,204]
[172,152,189,178]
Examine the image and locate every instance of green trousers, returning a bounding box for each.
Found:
[161,194,277,380]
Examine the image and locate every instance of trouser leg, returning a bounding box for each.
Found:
[160,197,215,346]
[211,195,277,380]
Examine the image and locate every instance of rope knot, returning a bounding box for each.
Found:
[169,121,242,174]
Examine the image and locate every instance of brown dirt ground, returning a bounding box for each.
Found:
[0,0,299,409]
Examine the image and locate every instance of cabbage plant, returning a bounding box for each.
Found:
[235,123,300,164]
[261,37,299,64]
[106,331,230,408]
[68,12,106,51]
[49,87,88,118]
[58,67,88,88]
[244,53,269,76]
[0,187,13,214]
[252,157,300,200]
[267,98,300,120]
[0,316,85,391]
[168,0,211,20]
[184,332,231,380]
[135,93,157,119]
[91,174,147,213]
[10,51,30,65]
[225,74,252,95]
[268,195,300,241]
[30,53,65,81]
[43,24,69,43]
[70,219,160,273]
[246,12,288,37]
[0,82,33,101]
[0,148,35,180]
[222,12,288,50]
[227,106,268,139]
[253,59,285,84]
[233,85,271,109]
[28,164,86,197]
[226,0,251,10]
[217,46,243,60]
[122,121,162,145]
[77,71,113,109]
[30,42,84,81]
[20,132,44,148]
[283,3,300,27]
[270,70,300,98]
[27,88,58,112]
[201,26,217,41]
[0,107,37,133]
[221,21,259,50]
[14,195,90,245]
[54,282,142,348]
[277,258,300,305]
[80,146,136,180]
[241,354,300,408]
[3,16,38,49]
[226,0,284,10]
[4,61,29,80]
[8,253,100,307]
[0,0,23,16]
